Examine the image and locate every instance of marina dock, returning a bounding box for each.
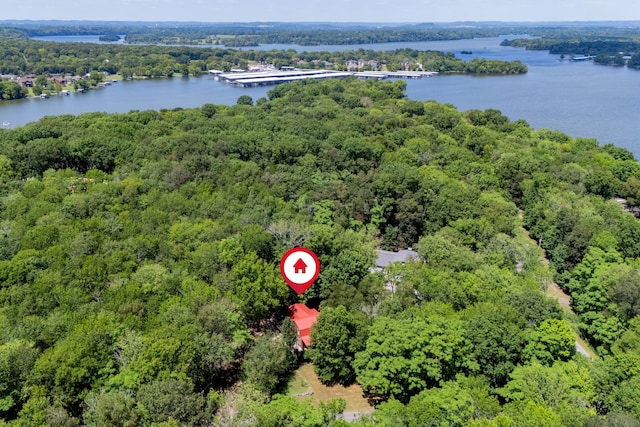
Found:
[212,69,438,87]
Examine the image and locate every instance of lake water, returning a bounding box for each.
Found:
[5,36,640,157]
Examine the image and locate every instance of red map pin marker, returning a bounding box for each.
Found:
[280,247,320,295]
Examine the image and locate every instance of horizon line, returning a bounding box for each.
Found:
[2,19,640,25]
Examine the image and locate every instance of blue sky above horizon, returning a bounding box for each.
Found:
[6,0,640,23]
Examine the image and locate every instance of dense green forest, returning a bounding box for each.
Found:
[1,77,640,426]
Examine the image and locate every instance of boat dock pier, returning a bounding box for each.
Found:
[354,71,438,79]
[212,69,438,87]
[571,55,596,61]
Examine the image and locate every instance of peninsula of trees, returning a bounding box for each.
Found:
[500,25,640,68]
[0,37,526,82]
[1,78,640,425]
[0,31,525,101]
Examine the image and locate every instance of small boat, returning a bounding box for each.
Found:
[2,121,9,127]
[39,93,50,98]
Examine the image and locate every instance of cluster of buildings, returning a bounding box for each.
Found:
[1,72,115,90]
[345,59,381,70]
[0,74,80,88]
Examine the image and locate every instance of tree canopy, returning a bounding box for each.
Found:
[0,77,638,425]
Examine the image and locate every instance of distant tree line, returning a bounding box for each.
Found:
[1,22,521,46]
[124,27,510,47]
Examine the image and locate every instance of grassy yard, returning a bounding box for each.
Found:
[286,363,373,412]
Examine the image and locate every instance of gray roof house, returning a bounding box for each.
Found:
[373,249,420,293]
[374,249,419,269]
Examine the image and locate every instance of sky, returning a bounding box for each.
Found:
[5,0,640,23]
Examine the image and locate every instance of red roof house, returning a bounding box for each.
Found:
[289,303,319,349]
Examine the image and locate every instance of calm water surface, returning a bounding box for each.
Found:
[5,36,640,156]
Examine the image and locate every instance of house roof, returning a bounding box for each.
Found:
[375,249,419,268]
[289,303,319,347]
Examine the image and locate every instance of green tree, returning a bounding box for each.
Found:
[404,380,490,427]
[83,390,139,427]
[201,103,218,118]
[0,80,27,100]
[29,312,123,414]
[307,305,366,385]
[499,360,596,423]
[584,412,640,427]
[137,379,205,425]
[229,251,292,323]
[606,375,640,420]
[365,376,500,426]
[74,79,90,91]
[242,333,295,395]
[523,319,576,365]
[503,401,564,427]
[0,340,39,418]
[354,311,477,403]
[236,95,253,105]
[256,395,346,427]
[464,302,527,387]
[32,83,43,96]
[0,154,12,184]
[622,176,640,206]
[609,268,640,322]
[89,71,104,86]
[215,383,268,427]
